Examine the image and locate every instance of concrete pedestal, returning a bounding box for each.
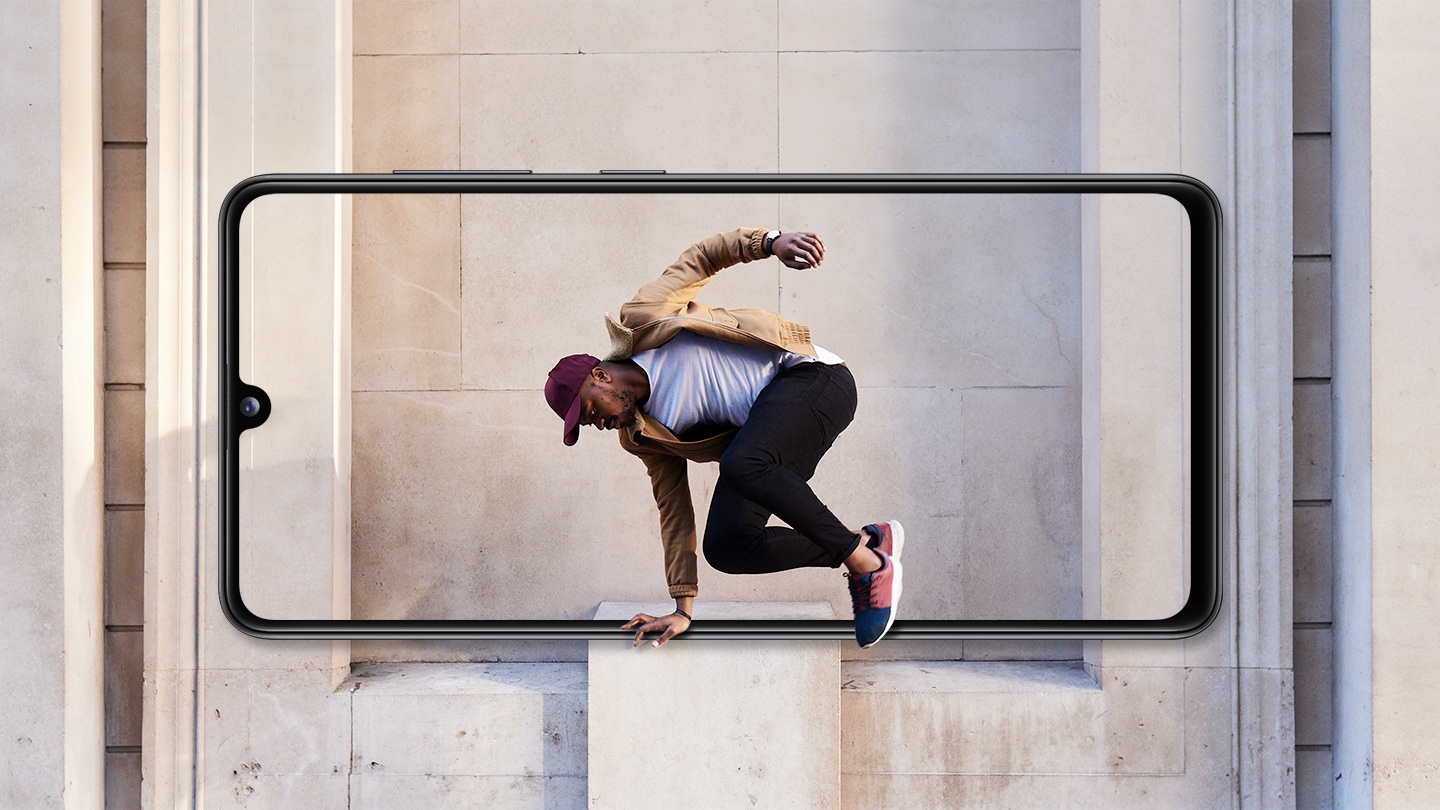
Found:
[588,602,840,809]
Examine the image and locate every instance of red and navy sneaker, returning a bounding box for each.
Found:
[863,520,905,562]
[847,549,902,649]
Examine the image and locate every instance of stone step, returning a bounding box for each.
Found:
[345,662,587,809]
[841,660,1182,776]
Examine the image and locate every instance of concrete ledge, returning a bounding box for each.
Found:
[841,661,1183,776]
[842,660,1099,693]
[592,600,838,621]
[347,661,586,696]
[345,663,586,809]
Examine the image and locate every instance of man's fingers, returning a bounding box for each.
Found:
[653,625,678,648]
[795,236,823,266]
[623,614,653,647]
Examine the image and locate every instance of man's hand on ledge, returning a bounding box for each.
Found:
[621,611,691,648]
[773,231,825,270]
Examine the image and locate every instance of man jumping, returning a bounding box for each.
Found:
[545,227,903,649]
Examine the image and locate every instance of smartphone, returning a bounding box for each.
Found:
[219,172,1220,640]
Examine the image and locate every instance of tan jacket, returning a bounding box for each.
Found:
[609,228,820,598]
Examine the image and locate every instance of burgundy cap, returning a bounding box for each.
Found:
[545,354,601,446]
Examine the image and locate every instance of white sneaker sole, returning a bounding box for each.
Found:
[886,519,905,563]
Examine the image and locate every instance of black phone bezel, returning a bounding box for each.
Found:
[219,172,1223,640]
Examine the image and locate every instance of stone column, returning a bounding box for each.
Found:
[145,0,353,805]
[1337,3,1440,807]
[1330,1,1373,805]
[1081,0,1296,805]
[0,1,106,807]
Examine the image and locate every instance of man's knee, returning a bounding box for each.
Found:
[717,446,770,491]
[702,536,749,575]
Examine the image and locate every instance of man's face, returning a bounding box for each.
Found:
[578,372,639,434]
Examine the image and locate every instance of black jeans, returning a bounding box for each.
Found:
[702,361,862,575]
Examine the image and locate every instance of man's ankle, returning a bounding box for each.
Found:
[844,540,884,575]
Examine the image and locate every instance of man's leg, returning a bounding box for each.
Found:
[702,362,869,574]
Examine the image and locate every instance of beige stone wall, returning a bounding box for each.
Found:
[345,0,1099,666]
[0,0,1341,806]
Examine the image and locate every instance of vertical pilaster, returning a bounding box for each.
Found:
[1367,3,1440,806]
[0,0,106,807]
[1329,0,1373,805]
[1080,0,1188,672]
[146,0,353,805]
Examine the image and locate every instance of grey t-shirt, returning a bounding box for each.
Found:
[631,329,843,436]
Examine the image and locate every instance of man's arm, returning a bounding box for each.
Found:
[633,445,700,599]
[618,228,826,328]
[621,445,698,646]
[618,228,769,328]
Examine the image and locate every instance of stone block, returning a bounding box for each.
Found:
[102,145,145,264]
[104,630,142,747]
[1296,747,1334,810]
[959,387,1082,621]
[1293,259,1332,378]
[1293,136,1332,255]
[1086,639,1185,671]
[1181,574,1236,670]
[1237,666,1298,804]
[354,55,459,172]
[214,774,350,809]
[349,663,586,778]
[352,639,588,664]
[350,389,664,621]
[233,192,347,624]
[961,640,1083,662]
[458,53,777,172]
[101,0,145,143]
[201,610,346,673]
[845,639,966,663]
[105,509,143,626]
[355,0,458,55]
[1293,504,1333,623]
[105,750,141,810]
[1089,193,1190,627]
[204,669,352,782]
[249,3,345,173]
[1293,382,1333,501]
[842,665,1234,807]
[779,51,1078,172]
[777,193,1080,389]
[1179,0,1231,183]
[780,0,1078,51]
[595,600,835,623]
[841,661,1181,775]
[459,0,775,54]
[103,268,145,384]
[1294,627,1333,747]
[353,193,463,391]
[351,775,584,809]
[104,388,144,505]
[1293,0,1332,134]
[458,193,779,390]
[589,602,840,809]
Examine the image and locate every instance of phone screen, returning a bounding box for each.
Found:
[221,173,1218,639]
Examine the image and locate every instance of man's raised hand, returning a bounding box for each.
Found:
[773,231,825,269]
